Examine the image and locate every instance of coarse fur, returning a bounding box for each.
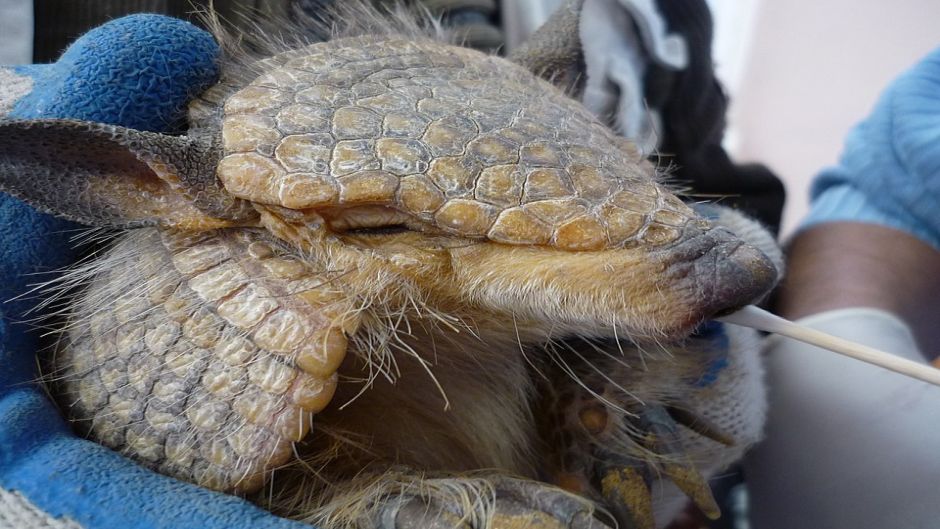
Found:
[39,218,773,528]
[192,2,458,113]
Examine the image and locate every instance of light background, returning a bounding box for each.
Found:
[0,0,33,65]
[506,0,940,238]
[719,0,940,237]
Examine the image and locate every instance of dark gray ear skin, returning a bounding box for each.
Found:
[508,0,586,96]
[0,119,255,228]
[127,124,257,222]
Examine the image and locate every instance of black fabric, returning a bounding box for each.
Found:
[294,0,505,51]
[647,0,785,235]
[32,0,295,63]
[32,0,200,62]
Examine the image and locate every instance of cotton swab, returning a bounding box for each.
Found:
[718,305,940,387]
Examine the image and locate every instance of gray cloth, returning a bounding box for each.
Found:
[745,308,940,529]
[0,0,32,64]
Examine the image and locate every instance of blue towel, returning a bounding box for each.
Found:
[0,14,307,529]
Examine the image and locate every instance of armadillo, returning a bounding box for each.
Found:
[0,2,780,528]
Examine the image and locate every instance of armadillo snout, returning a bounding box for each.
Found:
[666,227,778,324]
[703,239,777,316]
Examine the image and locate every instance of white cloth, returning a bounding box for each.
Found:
[580,0,687,153]
[745,308,940,529]
[0,488,83,529]
[0,68,33,118]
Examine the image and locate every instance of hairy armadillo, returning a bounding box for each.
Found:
[0,3,780,528]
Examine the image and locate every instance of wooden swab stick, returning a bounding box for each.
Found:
[718,305,940,387]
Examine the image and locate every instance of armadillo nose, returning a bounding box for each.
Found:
[704,239,778,318]
[648,226,780,336]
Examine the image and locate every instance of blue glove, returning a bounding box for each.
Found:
[803,46,940,250]
[0,15,306,529]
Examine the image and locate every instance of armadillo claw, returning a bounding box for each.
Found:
[593,405,721,524]
[543,383,725,526]
[665,405,736,447]
[634,406,720,520]
[598,465,655,529]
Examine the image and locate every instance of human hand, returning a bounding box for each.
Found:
[748,48,940,529]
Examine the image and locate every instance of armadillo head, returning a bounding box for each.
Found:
[0,34,776,344]
[202,35,777,341]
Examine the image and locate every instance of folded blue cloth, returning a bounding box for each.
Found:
[0,14,307,529]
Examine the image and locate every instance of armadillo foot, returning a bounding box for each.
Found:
[375,476,610,529]
[595,405,721,529]
[546,392,731,529]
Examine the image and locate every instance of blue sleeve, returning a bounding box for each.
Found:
[800,46,940,251]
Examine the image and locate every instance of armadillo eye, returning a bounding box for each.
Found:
[322,205,410,231]
[323,205,440,236]
[345,224,410,236]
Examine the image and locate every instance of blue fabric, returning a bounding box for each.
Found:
[685,203,734,386]
[802,46,940,251]
[689,321,730,388]
[12,14,219,133]
[0,15,307,529]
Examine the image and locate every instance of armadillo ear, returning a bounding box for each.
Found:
[0,119,256,229]
[508,0,586,95]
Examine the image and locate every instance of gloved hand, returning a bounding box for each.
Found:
[746,47,940,529]
[644,203,781,527]
[0,15,305,529]
[804,46,940,250]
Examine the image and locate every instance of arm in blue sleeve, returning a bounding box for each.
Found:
[801,46,940,251]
